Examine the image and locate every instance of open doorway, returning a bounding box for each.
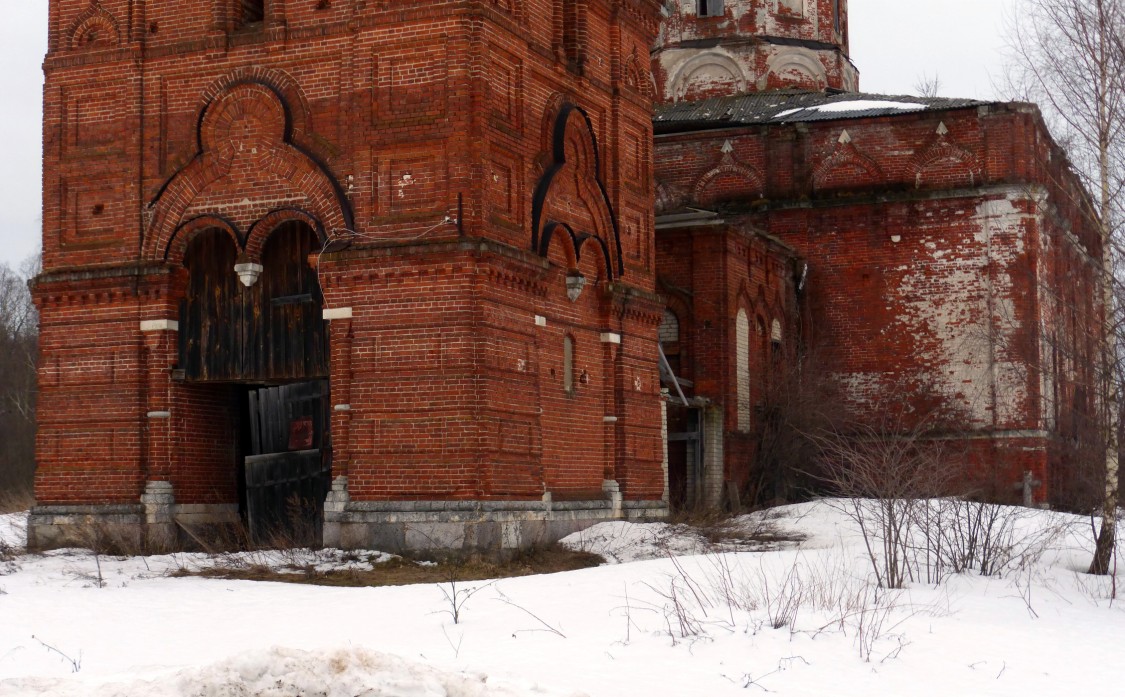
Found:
[178,220,330,544]
[667,404,703,511]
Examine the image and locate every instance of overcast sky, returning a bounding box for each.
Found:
[0,0,1016,270]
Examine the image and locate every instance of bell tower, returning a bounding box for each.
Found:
[32,0,668,553]
[654,0,858,102]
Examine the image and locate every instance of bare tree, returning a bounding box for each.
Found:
[913,72,943,99]
[1006,0,1125,574]
[0,254,39,507]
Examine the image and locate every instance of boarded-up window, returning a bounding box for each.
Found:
[659,309,680,345]
[736,309,750,432]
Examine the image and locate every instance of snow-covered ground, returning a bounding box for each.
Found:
[1,502,1122,696]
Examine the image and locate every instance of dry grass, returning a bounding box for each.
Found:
[668,507,806,548]
[0,486,33,515]
[171,544,604,588]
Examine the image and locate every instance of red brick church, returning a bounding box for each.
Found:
[29,0,1104,552]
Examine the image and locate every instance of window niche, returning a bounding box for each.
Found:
[697,0,724,18]
[778,0,803,17]
[735,309,750,432]
[237,0,266,28]
[561,2,584,73]
[770,319,783,365]
[563,335,576,394]
[659,308,683,376]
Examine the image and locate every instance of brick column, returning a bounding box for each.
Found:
[323,306,354,545]
[140,318,179,549]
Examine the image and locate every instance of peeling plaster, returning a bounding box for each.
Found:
[864,194,1033,428]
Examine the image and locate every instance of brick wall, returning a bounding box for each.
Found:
[36,0,667,525]
[654,102,1104,502]
[654,0,856,101]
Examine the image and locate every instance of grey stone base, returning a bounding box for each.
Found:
[323,496,668,555]
[28,504,146,551]
[173,503,240,526]
[28,501,242,552]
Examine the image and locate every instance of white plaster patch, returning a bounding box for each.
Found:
[876,192,1033,427]
[140,319,179,332]
[322,307,353,320]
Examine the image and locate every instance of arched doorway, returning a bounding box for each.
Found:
[178,220,330,542]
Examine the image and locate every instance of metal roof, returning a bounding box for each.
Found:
[654,91,994,133]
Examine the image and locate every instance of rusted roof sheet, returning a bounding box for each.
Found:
[654,91,993,133]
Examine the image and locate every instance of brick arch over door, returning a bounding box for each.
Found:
[144,78,351,263]
[178,219,329,383]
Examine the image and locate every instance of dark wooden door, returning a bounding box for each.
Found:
[667,406,702,511]
[243,380,330,543]
[178,222,331,544]
[179,222,328,383]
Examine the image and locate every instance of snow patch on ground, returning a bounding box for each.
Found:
[1,501,1123,696]
[181,548,398,575]
[4,646,581,697]
[0,511,27,549]
[560,521,710,563]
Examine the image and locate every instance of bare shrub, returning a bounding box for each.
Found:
[436,570,493,625]
[923,499,1069,580]
[813,412,964,588]
[650,549,925,661]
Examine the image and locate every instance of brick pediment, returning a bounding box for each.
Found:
[145,79,351,264]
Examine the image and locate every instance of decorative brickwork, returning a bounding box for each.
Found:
[33,1,1105,547]
[654,99,1103,506]
[33,0,667,552]
[654,0,857,101]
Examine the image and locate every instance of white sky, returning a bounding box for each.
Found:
[0,0,1015,270]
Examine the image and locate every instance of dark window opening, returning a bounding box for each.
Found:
[699,0,724,17]
[240,0,265,26]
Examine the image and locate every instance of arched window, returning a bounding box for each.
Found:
[563,335,575,393]
[770,318,783,365]
[834,0,842,33]
[736,309,750,432]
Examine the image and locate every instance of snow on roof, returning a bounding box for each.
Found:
[803,99,928,113]
[655,91,992,132]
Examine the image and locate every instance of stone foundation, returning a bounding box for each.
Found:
[28,504,145,551]
[28,478,666,556]
[323,478,666,554]
[28,491,241,552]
